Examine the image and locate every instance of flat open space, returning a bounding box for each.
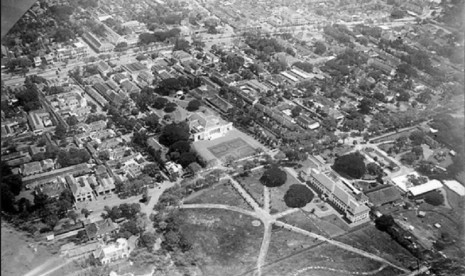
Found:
[208,138,255,160]
[179,208,263,276]
[261,242,400,276]
[192,128,265,164]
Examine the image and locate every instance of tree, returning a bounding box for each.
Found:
[401,152,418,165]
[366,162,383,176]
[293,62,313,73]
[358,98,374,114]
[152,97,168,109]
[416,90,432,104]
[142,163,160,177]
[375,215,395,231]
[66,115,79,126]
[291,106,302,118]
[333,152,366,179]
[169,140,191,154]
[81,208,91,218]
[163,102,177,113]
[54,123,67,140]
[145,113,160,132]
[284,184,314,208]
[411,145,423,157]
[178,152,197,168]
[68,210,79,223]
[313,41,326,55]
[396,90,410,102]
[424,191,444,206]
[140,232,158,251]
[159,122,190,147]
[186,99,201,112]
[260,165,287,187]
[173,38,190,51]
[409,130,425,146]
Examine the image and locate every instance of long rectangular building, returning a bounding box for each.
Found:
[300,156,370,224]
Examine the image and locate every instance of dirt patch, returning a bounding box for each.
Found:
[335,225,418,269]
[178,209,263,276]
[262,242,398,276]
[1,222,79,276]
[183,181,253,210]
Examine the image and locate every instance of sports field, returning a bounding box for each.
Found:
[208,138,255,160]
[192,129,265,164]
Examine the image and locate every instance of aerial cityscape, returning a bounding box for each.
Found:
[0,0,464,276]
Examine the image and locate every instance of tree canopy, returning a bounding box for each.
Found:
[260,165,287,187]
[284,184,314,208]
[333,152,366,179]
[159,122,190,147]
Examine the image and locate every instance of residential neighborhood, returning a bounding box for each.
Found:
[1,0,464,276]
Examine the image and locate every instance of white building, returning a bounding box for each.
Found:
[188,112,233,141]
[93,238,130,265]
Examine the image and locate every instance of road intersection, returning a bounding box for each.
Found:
[177,173,410,276]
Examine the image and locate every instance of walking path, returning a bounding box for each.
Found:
[293,264,388,276]
[180,171,411,275]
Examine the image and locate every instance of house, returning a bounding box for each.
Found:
[188,111,233,141]
[296,114,320,130]
[82,32,114,53]
[21,161,43,176]
[85,218,119,241]
[172,50,193,62]
[120,80,140,94]
[165,161,183,176]
[67,175,95,202]
[299,156,370,224]
[121,62,147,78]
[205,95,233,114]
[95,175,116,195]
[112,73,129,85]
[408,180,443,197]
[93,238,131,265]
[97,61,111,76]
[187,162,203,175]
[28,110,53,133]
[34,56,42,67]
[365,185,402,207]
[85,87,108,107]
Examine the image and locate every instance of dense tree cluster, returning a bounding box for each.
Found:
[159,122,190,147]
[293,62,313,73]
[15,84,42,111]
[155,76,202,96]
[260,165,287,187]
[57,147,91,167]
[333,152,366,179]
[284,184,314,208]
[138,28,181,45]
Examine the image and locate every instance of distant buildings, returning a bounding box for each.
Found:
[83,32,114,53]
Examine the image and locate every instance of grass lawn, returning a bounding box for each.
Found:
[183,181,253,211]
[278,211,328,236]
[262,242,400,276]
[264,227,323,265]
[320,214,351,232]
[178,209,263,276]
[269,172,302,214]
[235,170,265,207]
[335,225,418,269]
[1,222,80,276]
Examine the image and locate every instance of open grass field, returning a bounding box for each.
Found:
[192,129,265,164]
[278,211,328,236]
[183,181,253,211]
[1,222,79,276]
[269,172,302,214]
[178,209,263,276]
[235,170,265,207]
[261,242,400,276]
[335,225,418,269]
